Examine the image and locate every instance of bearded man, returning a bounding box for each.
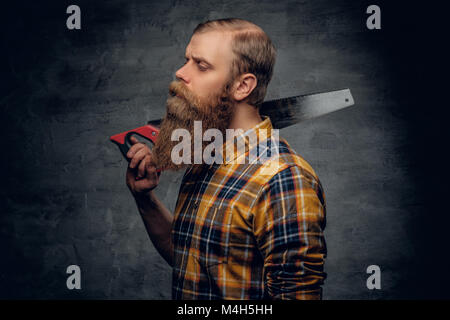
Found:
[125,18,327,300]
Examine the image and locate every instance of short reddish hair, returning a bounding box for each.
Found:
[193,18,276,107]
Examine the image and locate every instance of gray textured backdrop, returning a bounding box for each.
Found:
[1,0,448,299]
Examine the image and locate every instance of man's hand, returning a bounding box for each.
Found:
[125,136,160,197]
[125,136,173,266]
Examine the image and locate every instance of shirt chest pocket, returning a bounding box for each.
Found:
[194,203,233,268]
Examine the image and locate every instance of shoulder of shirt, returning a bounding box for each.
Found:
[252,137,320,186]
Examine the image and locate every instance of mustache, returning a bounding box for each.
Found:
[166,80,212,121]
[168,81,200,106]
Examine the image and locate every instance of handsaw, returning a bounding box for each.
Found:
[110,88,355,165]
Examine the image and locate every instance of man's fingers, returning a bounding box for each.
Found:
[146,162,158,176]
[129,136,140,144]
[127,137,146,159]
[137,154,150,178]
[129,148,148,169]
[127,144,144,159]
[125,136,159,191]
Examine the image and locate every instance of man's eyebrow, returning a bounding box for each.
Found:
[185,54,213,67]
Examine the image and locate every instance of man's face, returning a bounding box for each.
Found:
[175,30,235,104]
[150,31,237,171]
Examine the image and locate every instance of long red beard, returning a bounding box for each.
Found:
[150,80,236,171]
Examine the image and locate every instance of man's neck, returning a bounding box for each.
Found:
[228,102,262,131]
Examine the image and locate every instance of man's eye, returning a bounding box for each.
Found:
[197,64,208,71]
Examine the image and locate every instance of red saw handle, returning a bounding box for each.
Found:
[110,122,162,172]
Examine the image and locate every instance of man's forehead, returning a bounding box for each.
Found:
[185,31,233,65]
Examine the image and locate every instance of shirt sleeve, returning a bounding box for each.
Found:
[252,165,327,300]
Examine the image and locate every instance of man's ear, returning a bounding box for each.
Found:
[231,73,257,102]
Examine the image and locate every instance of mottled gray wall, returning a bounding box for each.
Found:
[1,0,448,299]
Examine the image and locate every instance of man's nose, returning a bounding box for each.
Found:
[175,64,190,84]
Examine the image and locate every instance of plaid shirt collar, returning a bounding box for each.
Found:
[214,115,273,165]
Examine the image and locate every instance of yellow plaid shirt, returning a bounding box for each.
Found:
[171,116,327,299]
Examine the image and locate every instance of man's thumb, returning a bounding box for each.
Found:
[129,136,139,144]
